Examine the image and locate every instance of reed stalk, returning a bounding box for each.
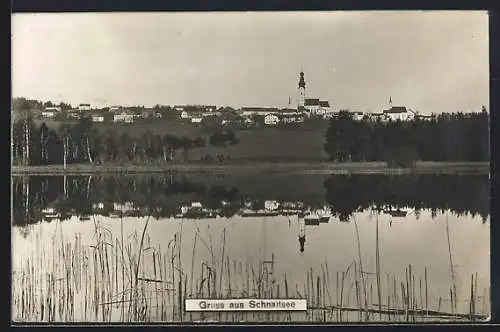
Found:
[353,215,368,320]
[12,213,488,323]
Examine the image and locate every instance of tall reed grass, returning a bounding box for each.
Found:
[12,214,489,323]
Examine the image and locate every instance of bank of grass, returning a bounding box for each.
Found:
[11,161,490,176]
[12,215,489,323]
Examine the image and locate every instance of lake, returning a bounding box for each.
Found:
[11,172,490,323]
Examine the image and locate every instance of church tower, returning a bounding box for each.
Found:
[297,71,306,108]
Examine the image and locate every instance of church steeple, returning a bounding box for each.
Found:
[297,71,306,108]
[298,71,306,89]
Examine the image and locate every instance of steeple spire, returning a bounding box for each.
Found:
[297,70,306,108]
[298,71,306,89]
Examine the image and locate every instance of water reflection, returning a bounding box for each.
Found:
[12,173,490,229]
[11,173,490,322]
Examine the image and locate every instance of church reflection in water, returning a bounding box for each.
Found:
[296,208,332,253]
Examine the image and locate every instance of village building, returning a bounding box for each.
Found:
[279,108,301,115]
[367,112,386,121]
[91,115,105,123]
[141,108,156,119]
[176,105,217,117]
[202,111,221,117]
[41,111,56,118]
[203,105,217,113]
[221,119,234,126]
[264,200,280,211]
[383,106,416,122]
[241,110,256,118]
[318,101,331,115]
[264,113,280,125]
[45,106,62,112]
[279,109,305,123]
[303,99,332,116]
[113,111,135,123]
[243,118,255,125]
[92,202,105,210]
[41,106,62,118]
[78,103,91,111]
[304,98,321,115]
[191,115,203,124]
[351,112,365,121]
[113,202,136,213]
[415,114,435,121]
[382,97,416,122]
[322,111,339,120]
[67,109,81,119]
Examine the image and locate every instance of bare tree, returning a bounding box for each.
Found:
[59,124,72,169]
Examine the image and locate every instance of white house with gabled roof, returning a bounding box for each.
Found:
[78,103,91,111]
[383,106,416,122]
[264,113,280,125]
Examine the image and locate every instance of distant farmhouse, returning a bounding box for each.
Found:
[177,105,218,120]
[41,111,56,119]
[279,109,305,124]
[91,115,105,123]
[303,98,331,117]
[415,113,434,121]
[45,106,61,112]
[141,107,162,119]
[78,103,92,111]
[190,114,203,124]
[383,107,415,122]
[113,110,135,123]
[351,111,364,121]
[367,112,385,121]
[264,113,280,125]
[41,106,62,118]
[67,109,81,119]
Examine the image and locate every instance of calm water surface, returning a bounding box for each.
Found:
[11,173,490,323]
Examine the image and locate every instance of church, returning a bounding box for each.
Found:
[296,71,332,117]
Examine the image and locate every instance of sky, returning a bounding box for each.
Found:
[12,11,489,113]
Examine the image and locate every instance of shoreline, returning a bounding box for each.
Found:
[11,161,490,176]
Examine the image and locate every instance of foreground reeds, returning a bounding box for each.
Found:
[12,215,489,323]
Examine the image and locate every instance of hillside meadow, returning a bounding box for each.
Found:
[32,119,331,162]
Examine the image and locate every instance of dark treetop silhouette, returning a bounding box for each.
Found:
[324,110,489,165]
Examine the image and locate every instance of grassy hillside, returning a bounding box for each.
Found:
[31,119,330,162]
[192,127,330,162]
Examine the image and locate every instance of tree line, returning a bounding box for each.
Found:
[12,97,73,111]
[12,174,489,227]
[12,117,239,165]
[324,109,489,165]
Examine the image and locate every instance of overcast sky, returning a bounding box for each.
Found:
[12,11,488,113]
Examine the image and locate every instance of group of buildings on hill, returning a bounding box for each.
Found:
[35,71,434,125]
